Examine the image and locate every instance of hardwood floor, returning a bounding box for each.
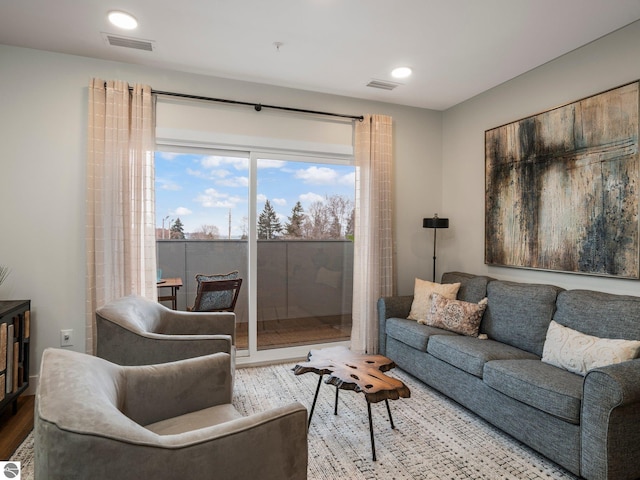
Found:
[0,394,34,460]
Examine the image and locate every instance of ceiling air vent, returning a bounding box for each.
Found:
[102,33,155,51]
[366,79,400,91]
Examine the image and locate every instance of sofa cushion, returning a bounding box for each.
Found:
[424,293,488,336]
[482,280,564,356]
[441,271,493,303]
[554,289,640,340]
[427,335,539,378]
[542,320,640,376]
[484,359,583,424]
[386,317,457,351]
[407,278,460,322]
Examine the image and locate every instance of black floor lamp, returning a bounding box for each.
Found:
[423,214,449,282]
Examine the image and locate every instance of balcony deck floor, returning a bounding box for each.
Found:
[237,314,351,350]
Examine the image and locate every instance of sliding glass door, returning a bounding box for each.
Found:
[254,154,354,351]
[155,149,354,361]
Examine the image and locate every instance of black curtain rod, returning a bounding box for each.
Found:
[155,90,364,121]
[112,83,364,121]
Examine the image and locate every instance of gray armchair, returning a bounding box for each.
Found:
[96,294,235,366]
[35,348,308,480]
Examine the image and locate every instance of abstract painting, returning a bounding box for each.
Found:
[485,81,639,278]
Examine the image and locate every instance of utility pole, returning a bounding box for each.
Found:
[228,209,232,239]
[162,215,170,239]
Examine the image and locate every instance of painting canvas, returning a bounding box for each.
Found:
[485,81,639,278]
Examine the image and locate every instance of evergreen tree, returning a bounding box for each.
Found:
[170,217,185,239]
[257,200,282,239]
[285,201,306,238]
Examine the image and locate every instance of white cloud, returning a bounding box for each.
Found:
[172,207,192,216]
[258,159,287,169]
[194,188,246,209]
[272,198,287,206]
[340,171,356,186]
[218,176,249,187]
[156,178,182,191]
[187,167,231,180]
[295,166,340,185]
[257,193,267,203]
[201,156,248,171]
[300,192,325,204]
[156,152,179,161]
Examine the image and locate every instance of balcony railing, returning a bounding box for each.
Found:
[157,239,353,350]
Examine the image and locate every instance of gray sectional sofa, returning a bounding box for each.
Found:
[378,272,640,480]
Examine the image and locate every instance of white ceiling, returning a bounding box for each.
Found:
[2,0,640,110]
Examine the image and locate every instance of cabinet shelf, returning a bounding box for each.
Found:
[0,300,31,416]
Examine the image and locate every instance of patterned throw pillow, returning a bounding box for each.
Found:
[407,278,460,322]
[423,293,488,336]
[542,320,640,376]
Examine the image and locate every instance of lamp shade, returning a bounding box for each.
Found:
[423,217,449,229]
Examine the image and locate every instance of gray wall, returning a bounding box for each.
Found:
[0,44,440,380]
[441,20,640,295]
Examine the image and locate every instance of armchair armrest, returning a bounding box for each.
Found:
[581,359,640,480]
[43,402,308,480]
[159,310,236,342]
[96,317,233,366]
[377,295,413,355]
[168,402,309,480]
[122,352,233,426]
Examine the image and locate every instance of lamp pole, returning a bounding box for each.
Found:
[423,214,449,282]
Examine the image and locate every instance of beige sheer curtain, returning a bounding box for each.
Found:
[351,114,394,354]
[86,79,157,353]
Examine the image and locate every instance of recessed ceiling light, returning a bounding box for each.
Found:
[108,11,138,30]
[391,67,412,79]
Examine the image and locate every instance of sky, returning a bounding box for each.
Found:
[155,151,355,238]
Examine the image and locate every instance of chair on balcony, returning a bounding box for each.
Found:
[35,348,308,480]
[190,270,243,312]
[96,294,235,366]
[192,278,243,312]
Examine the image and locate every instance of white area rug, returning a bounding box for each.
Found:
[12,362,579,479]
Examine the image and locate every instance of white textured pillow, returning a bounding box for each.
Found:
[407,278,460,322]
[542,320,640,376]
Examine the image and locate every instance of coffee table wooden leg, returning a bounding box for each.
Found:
[334,386,339,415]
[308,375,323,427]
[385,399,395,429]
[367,401,377,461]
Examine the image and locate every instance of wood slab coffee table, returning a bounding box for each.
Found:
[293,346,410,460]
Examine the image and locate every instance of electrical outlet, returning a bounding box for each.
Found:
[60,329,74,347]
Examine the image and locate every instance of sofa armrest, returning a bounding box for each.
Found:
[122,352,233,426]
[97,316,233,365]
[159,310,236,343]
[581,359,640,480]
[377,295,413,355]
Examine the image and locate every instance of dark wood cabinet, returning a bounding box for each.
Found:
[0,300,30,415]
